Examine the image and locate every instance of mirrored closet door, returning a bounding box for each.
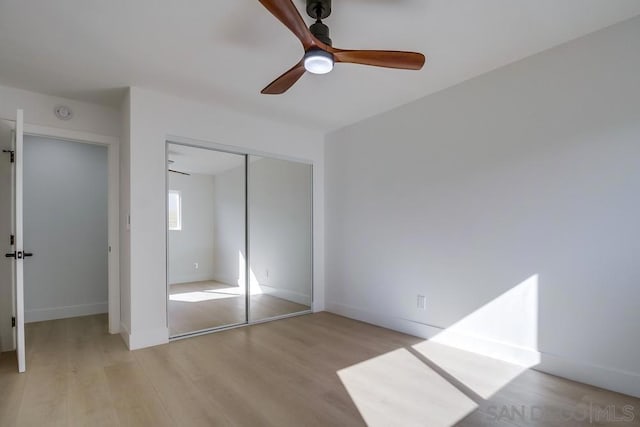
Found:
[167,142,313,338]
[248,156,313,322]
[167,143,247,336]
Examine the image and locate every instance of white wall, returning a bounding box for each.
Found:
[23,136,108,322]
[0,85,120,137]
[325,17,640,398]
[123,87,324,349]
[168,173,216,284]
[211,165,245,287]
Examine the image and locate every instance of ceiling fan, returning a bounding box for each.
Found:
[259,0,426,94]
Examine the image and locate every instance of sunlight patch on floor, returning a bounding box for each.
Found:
[413,340,529,400]
[337,348,478,427]
[169,289,242,303]
[338,275,542,425]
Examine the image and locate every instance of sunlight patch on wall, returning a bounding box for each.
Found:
[429,274,540,367]
[337,348,478,427]
[238,251,263,294]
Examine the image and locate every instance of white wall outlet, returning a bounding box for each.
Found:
[417,295,426,310]
[194,262,199,270]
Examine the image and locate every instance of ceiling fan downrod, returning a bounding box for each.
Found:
[306,0,331,20]
[307,0,333,46]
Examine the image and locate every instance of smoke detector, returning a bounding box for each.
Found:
[54,105,73,121]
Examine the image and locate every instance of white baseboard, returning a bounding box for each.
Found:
[128,326,169,350]
[170,274,219,285]
[326,301,640,398]
[261,285,312,306]
[537,353,640,398]
[170,276,239,287]
[326,301,442,339]
[120,322,131,349]
[25,302,107,323]
[312,299,324,312]
[210,275,239,287]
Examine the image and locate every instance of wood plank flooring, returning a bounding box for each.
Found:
[0,313,638,426]
[168,281,310,336]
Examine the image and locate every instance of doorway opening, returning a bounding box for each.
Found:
[22,135,109,323]
[0,114,119,373]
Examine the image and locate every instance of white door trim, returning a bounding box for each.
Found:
[23,123,120,334]
[15,110,25,372]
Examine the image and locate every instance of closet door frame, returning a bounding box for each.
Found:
[165,138,313,341]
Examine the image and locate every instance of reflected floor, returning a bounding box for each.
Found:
[168,280,310,336]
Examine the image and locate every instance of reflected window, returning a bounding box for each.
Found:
[168,190,182,231]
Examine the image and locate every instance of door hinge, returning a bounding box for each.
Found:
[12,317,15,327]
[10,235,15,246]
[2,149,14,163]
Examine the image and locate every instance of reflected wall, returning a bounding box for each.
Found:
[248,156,313,321]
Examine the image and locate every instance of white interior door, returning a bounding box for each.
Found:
[0,120,15,353]
[13,109,25,373]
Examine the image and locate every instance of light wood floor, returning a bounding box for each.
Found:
[168,281,310,336]
[1,313,638,426]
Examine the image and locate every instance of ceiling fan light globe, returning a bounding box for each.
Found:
[304,50,334,74]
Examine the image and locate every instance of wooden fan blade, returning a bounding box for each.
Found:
[258,0,316,49]
[261,60,306,94]
[332,49,426,70]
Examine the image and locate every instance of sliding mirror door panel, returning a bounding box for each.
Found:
[248,156,313,322]
[167,143,247,336]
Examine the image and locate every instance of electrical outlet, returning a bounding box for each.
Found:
[417,295,426,310]
[194,262,199,270]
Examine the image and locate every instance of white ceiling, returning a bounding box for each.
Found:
[1,1,639,131]
[168,144,244,176]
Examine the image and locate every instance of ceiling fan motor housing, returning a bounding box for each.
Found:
[306,0,331,20]
[310,21,332,46]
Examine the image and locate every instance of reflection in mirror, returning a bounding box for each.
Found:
[167,143,246,336]
[248,156,313,321]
